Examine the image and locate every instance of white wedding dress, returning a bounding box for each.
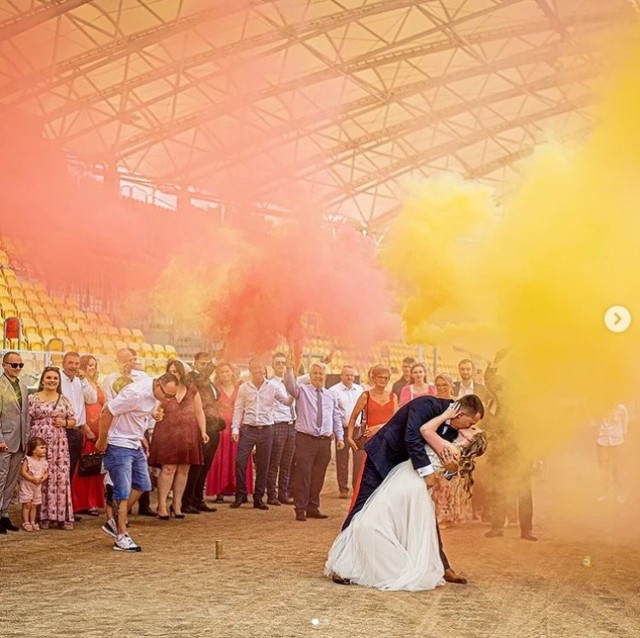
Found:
[325,446,445,591]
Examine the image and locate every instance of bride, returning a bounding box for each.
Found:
[325,403,487,591]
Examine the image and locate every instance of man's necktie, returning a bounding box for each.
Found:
[316,388,323,430]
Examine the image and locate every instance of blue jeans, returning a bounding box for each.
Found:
[104,445,152,501]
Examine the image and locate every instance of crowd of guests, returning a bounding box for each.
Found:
[0,348,555,549]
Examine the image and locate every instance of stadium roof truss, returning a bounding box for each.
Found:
[0,0,634,234]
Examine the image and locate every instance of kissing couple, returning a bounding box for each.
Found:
[326,394,487,591]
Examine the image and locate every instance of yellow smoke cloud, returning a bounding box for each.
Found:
[385,29,640,455]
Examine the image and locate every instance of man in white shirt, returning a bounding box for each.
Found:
[328,365,364,499]
[266,352,297,506]
[103,348,154,515]
[96,372,178,552]
[60,351,98,502]
[103,348,149,402]
[230,357,292,510]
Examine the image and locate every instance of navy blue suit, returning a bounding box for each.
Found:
[341,396,458,569]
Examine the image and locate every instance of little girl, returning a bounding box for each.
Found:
[19,437,49,531]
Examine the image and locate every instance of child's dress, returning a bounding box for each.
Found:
[19,456,49,505]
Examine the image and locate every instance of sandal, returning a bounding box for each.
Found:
[22,522,34,532]
[59,522,74,531]
[32,523,40,531]
[39,520,50,530]
[87,508,100,517]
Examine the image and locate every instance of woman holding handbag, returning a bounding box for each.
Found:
[71,355,106,516]
[346,365,397,510]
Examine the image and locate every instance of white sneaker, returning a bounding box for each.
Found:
[113,533,142,553]
[101,518,118,538]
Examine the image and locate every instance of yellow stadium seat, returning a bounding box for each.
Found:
[98,313,112,325]
[140,343,154,358]
[106,325,119,337]
[165,345,178,359]
[153,344,167,359]
[51,318,66,331]
[0,250,9,266]
[1,303,17,319]
[119,327,132,339]
[40,327,55,341]
[27,336,45,352]
[144,363,157,376]
[34,313,49,326]
[10,286,25,301]
[65,298,80,310]
[127,342,140,353]
[16,302,32,318]
[34,281,47,293]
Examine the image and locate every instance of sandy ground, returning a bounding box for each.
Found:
[1,450,639,638]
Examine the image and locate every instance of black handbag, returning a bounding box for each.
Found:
[354,392,370,450]
[78,452,104,477]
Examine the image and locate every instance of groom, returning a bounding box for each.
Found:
[339,393,485,585]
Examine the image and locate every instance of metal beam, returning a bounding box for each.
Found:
[42,11,615,128]
[250,64,597,197]
[162,38,594,186]
[2,0,430,103]
[322,92,594,211]
[0,0,92,41]
[97,34,584,163]
[0,1,272,99]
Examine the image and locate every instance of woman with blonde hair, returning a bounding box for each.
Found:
[346,364,397,509]
[433,373,455,400]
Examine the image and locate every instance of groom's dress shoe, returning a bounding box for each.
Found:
[332,574,352,585]
[521,532,538,541]
[443,568,467,585]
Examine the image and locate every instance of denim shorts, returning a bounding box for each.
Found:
[103,445,152,501]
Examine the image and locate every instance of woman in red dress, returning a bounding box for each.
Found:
[71,355,106,515]
[346,365,398,510]
[206,362,253,502]
[148,359,208,518]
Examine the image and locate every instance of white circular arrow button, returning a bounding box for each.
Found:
[604,306,632,333]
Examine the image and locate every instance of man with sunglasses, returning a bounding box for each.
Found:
[96,372,178,552]
[0,351,30,534]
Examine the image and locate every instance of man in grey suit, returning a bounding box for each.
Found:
[0,351,30,533]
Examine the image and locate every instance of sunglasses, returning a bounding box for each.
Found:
[4,362,25,369]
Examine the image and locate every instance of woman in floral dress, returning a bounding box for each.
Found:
[28,366,76,529]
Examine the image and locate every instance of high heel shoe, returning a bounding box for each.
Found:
[157,508,170,521]
[169,505,185,519]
